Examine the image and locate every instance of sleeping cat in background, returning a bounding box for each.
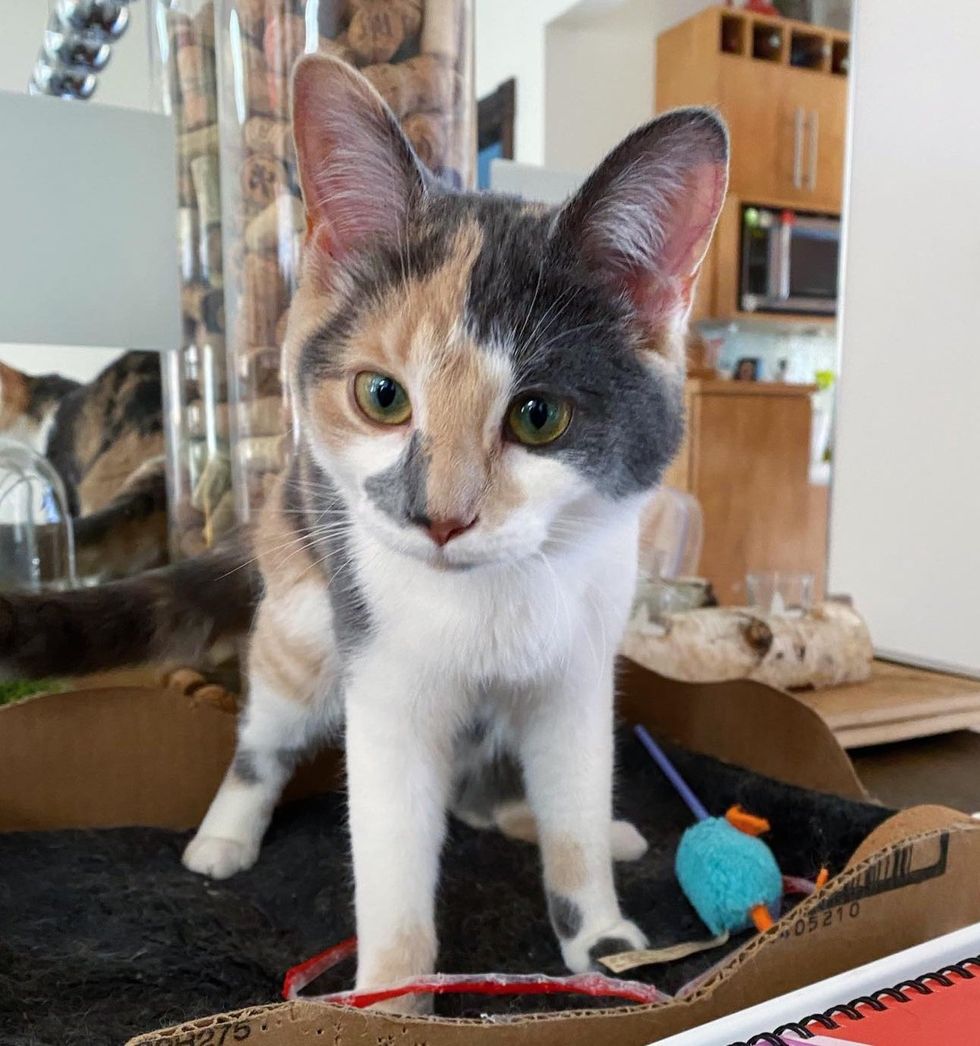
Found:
[0,57,728,1004]
[0,351,168,578]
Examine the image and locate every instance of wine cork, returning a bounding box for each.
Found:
[263,12,307,82]
[274,309,290,346]
[245,194,305,252]
[204,489,238,545]
[240,434,285,474]
[233,0,267,41]
[362,53,453,119]
[182,92,217,132]
[403,111,449,169]
[243,116,293,161]
[179,123,219,162]
[177,208,200,281]
[242,37,276,115]
[190,153,222,227]
[176,44,215,97]
[202,287,226,334]
[182,283,208,324]
[192,1,216,49]
[420,0,459,58]
[245,395,285,437]
[239,345,283,397]
[188,395,282,441]
[166,9,194,52]
[347,0,423,65]
[240,154,291,214]
[241,253,288,346]
[191,453,232,513]
[176,161,196,205]
[200,223,223,281]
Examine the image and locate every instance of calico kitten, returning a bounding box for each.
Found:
[0,351,167,578]
[0,56,728,1001]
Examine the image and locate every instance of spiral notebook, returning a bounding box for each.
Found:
[654,923,980,1046]
[730,955,980,1044]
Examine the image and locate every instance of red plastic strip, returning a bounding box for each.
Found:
[320,971,668,1009]
[283,939,668,1008]
[282,935,357,1000]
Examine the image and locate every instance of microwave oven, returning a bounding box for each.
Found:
[739,205,840,315]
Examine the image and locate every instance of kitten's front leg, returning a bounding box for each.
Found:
[345,656,457,1006]
[519,655,648,973]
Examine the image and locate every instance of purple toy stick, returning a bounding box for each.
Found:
[634,724,710,822]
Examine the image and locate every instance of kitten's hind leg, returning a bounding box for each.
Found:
[494,801,648,861]
[183,672,320,880]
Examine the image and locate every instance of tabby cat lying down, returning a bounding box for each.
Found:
[0,57,728,1005]
[0,351,167,579]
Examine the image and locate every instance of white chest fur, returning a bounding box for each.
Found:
[351,512,641,688]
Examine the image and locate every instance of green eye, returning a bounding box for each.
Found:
[354,371,411,425]
[507,395,572,446]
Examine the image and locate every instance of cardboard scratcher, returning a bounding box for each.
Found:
[2,659,980,1045]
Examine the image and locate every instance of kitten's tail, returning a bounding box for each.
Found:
[0,543,260,680]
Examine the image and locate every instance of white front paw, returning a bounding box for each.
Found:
[182,833,259,880]
[561,917,649,974]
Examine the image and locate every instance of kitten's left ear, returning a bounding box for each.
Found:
[554,108,729,329]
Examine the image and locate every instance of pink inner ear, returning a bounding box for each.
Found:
[658,162,729,280]
[292,58,419,262]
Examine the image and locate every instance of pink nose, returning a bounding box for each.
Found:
[426,516,477,547]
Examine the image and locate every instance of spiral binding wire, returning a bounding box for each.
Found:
[727,955,980,1044]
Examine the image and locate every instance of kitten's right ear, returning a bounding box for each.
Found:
[291,55,425,273]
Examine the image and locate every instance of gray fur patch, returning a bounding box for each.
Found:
[461,194,685,499]
[364,430,429,526]
[232,749,261,785]
[588,936,636,969]
[547,893,584,939]
[303,453,372,654]
[276,748,303,772]
[451,745,525,826]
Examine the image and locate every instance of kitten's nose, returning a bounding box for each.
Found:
[420,515,477,547]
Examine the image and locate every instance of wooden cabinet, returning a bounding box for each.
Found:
[656,6,849,317]
[663,380,827,605]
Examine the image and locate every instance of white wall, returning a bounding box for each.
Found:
[828,3,980,675]
[544,0,706,171]
[0,2,156,382]
[475,0,580,164]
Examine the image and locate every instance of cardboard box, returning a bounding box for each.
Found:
[3,659,980,1045]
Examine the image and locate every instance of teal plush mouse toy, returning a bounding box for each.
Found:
[635,725,783,935]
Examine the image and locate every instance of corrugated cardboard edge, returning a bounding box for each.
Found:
[617,657,868,800]
[127,811,980,1046]
[0,659,864,832]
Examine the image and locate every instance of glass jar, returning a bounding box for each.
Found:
[0,437,75,591]
[153,0,473,549]
[215,0,474,524]
[151,0,236,559]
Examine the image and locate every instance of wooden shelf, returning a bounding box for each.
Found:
[708,4,849,77]
[796,660,980,749]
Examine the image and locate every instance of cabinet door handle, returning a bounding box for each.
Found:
[793,106,805,188]
[807,109,820,191]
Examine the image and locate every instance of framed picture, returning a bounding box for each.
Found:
[477,78,515,190]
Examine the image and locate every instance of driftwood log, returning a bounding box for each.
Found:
[622,601,873,690]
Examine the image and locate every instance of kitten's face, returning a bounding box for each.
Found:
[287,57,728,569]
[292,201,683,568]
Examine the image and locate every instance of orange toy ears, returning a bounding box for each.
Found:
[751,904,775,933]
[726,805,771,838]
[815,867,830,889]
